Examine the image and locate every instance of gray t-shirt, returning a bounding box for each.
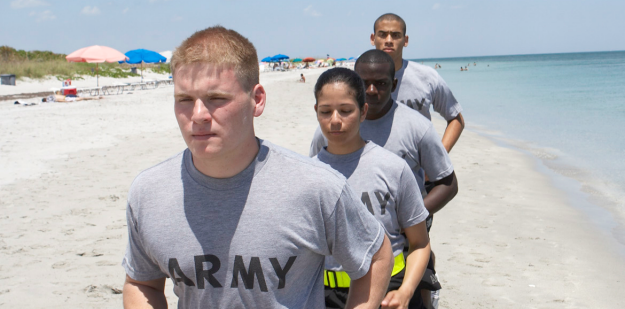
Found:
[310,103,454,196]
[123,140,384,309]
[392,59,462,121]
[314,141,429,262]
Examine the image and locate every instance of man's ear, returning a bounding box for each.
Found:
[361,103,369,122]
[392,78,398,92]
[370,33,375,46]
[404,35,409,47]
[252,84,266,117]
[314,104,318,113]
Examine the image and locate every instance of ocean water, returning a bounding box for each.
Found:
[411,51,625,241]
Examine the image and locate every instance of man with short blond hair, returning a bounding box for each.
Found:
[122,26,393,309]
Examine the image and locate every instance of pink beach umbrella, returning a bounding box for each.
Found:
[66,45,128,87]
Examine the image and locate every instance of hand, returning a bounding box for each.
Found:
[380,289,413,309]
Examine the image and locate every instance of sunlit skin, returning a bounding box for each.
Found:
[371,20,408,73]
[315,83,368,155]
[173,63,266,178]
[355,62,397,121]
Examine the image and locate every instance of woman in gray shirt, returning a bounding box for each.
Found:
[312,68,431,309]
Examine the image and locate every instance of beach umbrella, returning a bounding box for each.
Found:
[348,56,356,60]
[261,56,272,62]
[302,57,315,62]
[122,49,167,81]
[271,54,289,62]
[291,58,303,63]
[326,58,335,63]
[66,45,128,87]
[336,58,347,61]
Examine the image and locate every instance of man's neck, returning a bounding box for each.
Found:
[366,99,394,121]
[393,55,403,73]
[192,135,260,179]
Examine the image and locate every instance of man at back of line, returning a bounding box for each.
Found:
[371,13,466,308]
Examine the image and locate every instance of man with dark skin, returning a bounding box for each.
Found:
[354,51,458,217]
[371,13,465,154]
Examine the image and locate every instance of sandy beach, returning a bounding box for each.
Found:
[1,69,624,308]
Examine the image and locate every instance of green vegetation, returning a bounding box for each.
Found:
[0,46,170,80]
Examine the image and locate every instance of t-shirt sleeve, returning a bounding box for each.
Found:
[396,163,429,229]
[418,124,454,181]
[431,73,462,121]
[309,126,327,157]
[122,203,167,281]
[325,184,385,280]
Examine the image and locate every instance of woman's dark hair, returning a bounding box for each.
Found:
[314,67,366,109]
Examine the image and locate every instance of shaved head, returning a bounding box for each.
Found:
[373,13,406,35]
[355,49,395,80]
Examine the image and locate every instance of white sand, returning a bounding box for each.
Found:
[0,69,623,308]
[0,72,172,97]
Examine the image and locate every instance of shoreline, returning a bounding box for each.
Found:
[463,122,625,257]
[0,69,624,307]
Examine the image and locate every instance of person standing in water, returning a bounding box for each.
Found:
[313,68,431,309]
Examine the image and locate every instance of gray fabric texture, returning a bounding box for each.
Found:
[122,140,384,309]
[392,59,462,121]
[314,141,429,263]
[309,103,454,197]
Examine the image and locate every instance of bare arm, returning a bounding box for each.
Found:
[381,221,431,309]
[123,275,167,309]
[441,113,465,153]
[423,171,458,215]
[345,234,394,309]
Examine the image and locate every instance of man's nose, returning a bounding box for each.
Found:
[366,84,378,95]
[191,99,212,123]
[385,34,393,44]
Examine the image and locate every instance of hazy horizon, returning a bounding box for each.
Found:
[2,0,625,60]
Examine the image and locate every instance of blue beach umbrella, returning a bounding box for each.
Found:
[271,54,289,62]
[348,57,356,60]
[336,58,347,61]
[261,56,272,62]
[122,49,167,81]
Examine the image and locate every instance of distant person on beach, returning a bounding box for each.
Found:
[121,26,393,308]
[300,73,306,83]
[312,67,432,309]
[460,67,464,71]
[371,13,464,154]
[310,50,458,309]
[42,94,103,103]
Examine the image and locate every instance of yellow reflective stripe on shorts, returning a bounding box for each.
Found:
[324,252,405,288]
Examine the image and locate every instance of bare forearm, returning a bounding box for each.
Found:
[398,242,431,297]
[346,235,393,309]
[423,172,458,215]
[441,113,464,153]
[123,278,167,309]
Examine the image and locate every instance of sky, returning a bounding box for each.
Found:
[1,0,625,60]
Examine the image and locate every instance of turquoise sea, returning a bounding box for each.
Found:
[411,51,625,248]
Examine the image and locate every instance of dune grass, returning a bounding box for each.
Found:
[0,46,170,81]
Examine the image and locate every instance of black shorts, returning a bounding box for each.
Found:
[324,268,427,309]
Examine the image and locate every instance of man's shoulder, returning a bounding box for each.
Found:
[404,60,438,75]
[393,103,435,129]
[264,140,347,186]
[129,151,185,192]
